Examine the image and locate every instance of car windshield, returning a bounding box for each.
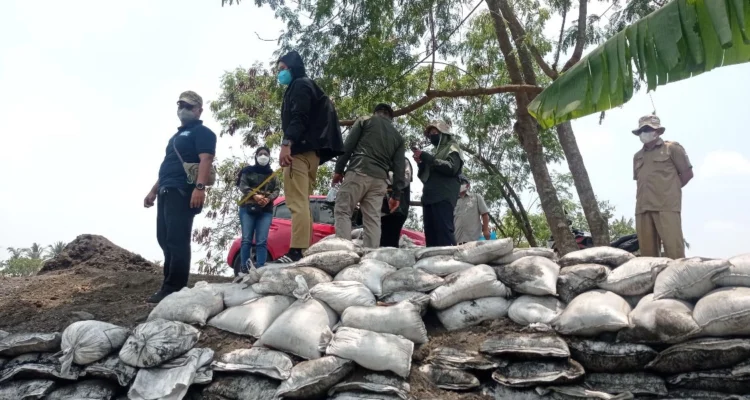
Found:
[274,203,291,219]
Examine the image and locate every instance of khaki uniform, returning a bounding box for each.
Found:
[633,139,692,259]
[284,151,319,249]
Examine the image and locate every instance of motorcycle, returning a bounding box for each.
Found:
[547,226,639,255]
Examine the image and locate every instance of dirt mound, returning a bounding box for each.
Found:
[39,234,157,274]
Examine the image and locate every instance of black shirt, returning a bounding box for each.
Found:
[158,120,217,189]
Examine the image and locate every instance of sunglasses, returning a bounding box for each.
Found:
[177,101,195,111]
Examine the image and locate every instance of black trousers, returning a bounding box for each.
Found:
[380,213,408,248]
[156,187,196,293]
[423,200,457,247]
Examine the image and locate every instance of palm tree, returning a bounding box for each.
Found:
[25,243,47,260]
[6,247,24,260]
[48,241,67,258]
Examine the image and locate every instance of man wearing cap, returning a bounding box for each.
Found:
[332,103,405,248]
[454,175,491,244]
[143,91,217,303]
[632,114,693,259]
[413,120,464,247]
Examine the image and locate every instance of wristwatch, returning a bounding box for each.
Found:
[195,183,206,191]
[281,139,293,147]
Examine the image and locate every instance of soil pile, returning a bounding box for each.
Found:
[40,234,156,274]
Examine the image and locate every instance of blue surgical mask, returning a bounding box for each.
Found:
[278,70,292,85]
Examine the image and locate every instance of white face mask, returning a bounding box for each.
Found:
[460,184,468,192]
[177,108,196,124]
[257,155,270,166]
[639,130,658,144]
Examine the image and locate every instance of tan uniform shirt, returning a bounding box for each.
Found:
[633,139,692,214]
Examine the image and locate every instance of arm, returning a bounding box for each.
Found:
[196,153,215,185]
[267,176,281,201]
[670,143,694,187]
[477,194,491,239]
[284,83,314,143]
[149,180,158,195]
[144,180,158,208]
[334,119,364,174]
[238,172,252,194]
[390,143,406,199]
[420,151,462,177]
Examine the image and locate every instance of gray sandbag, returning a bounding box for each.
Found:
[0,379,57,400]
[693,287,750,337]
[621,294,645,309]
[552,290,631,336]
[58,320,129,376]
[128,347,214,400]
[659,389,750,400]
[81,355,137,386]
[418,364,479,390]
[0,332,61,357]
[536,385,634,399]
[296,250,361,276]
[212,348,293,380]
[147,282,224,325]
[508,295,565,326]
[46,379,117,400]
[328,391,404,400]
[0,357,6,369]
[584,372,667,397]
[653,257,731,301]
[414,255,474,276]
[480,332,570,359]
[429,264,510,310]
[275,356,354,399]
[454,238,513,264]
[646,338,750,375]
[257,277,337,360]
[310,281,376,314]
[378,291,430,315]
[558,247,634,268]
[492,247,556,266]
[341,301,427,344]
[567,339,656,373]
[203,374,279,400]
[0,330,6,339]
[597,257,670,296]
[253,267,332,296]
[325,327,413,378]
[714,253,750,287]
[414,246,458,260]
[328,370,410,400]
[425,347,503,370]
[437,297,511,331]
[363,248,416,269]
[616,294,699,344]
[335,260,397,297]
[119,319,200,368]
[380,267,444,295]
[0,352,80,383]
[491,385,546,400]
[667,369,750,395]
[207,295,295,338]
[495,256,560,296]
[557,264,611,303]
[304,238,361,257]
[208,282,263,308]
[492,359,585,387]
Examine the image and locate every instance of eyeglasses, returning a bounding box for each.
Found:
[177,101,195,110]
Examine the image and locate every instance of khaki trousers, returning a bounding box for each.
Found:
[334,171,388,248]
[284,151,319,249]
[636,211,686,259]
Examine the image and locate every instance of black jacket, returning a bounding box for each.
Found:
[237,165,280,213]
[279,51,344,164]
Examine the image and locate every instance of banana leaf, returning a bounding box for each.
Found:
[529,0,750,129]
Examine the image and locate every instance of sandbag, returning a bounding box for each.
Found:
[453,238,513,264]
[335,260,397,297]
[414,255,474,276]
[584,372,667,397]
[0,379,57,400]
[558,247,634,268]
[203,374,279,400]
[597,257,670,296]
[492,359,585,387]
[508,295,565,326]
[380,268,444,295]
[667,369,750,395]
[148,282,224,325]
[616,294,699,344]
[128,348,213,400]
[119,319,200,368]
[275,356,354,399]
[437,297,511,331]
[490,385,546,400]
[253,267,332,296]
[325,327,413,378]
[552,290,631,336]
[58,321,129,376]
[0,332,61,357]
[713,253,750,287]
[492,247,556,265]
[659,389,750,400]
[536,386,635,400]
[46,379,117,400]
[362,248,416,269]
[328,370,410,400]
[328,391,404,400]
[557,264,611,303]
[257,277,337,360]
[646,338,750,375]
[296,251,361,276]
[693,287,750,337]
[418,364,479,390]
[0,352,80,383]
[414,246,457,260]
[211,348,293,380]
[567,339,656,373]
[495,256,560,296]
[653,258,731,301]
[378,291,430,315]
[310,281,376,314]
[208,295,295,338]
[480,332,570,359]
[81,355,137,387]
[425,347,502,370]
[208,283,263,308]
[429,265,510,310]
[304,238,361,257]
[341,301,427,344]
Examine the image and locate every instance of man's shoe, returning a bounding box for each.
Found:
[146,290,171,304]
[273,249,303,264]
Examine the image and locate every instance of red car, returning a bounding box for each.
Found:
[227,195,425,273]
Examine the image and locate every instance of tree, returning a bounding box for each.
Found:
[0,257,44,277]
[25,242,47,260]
[48,241,67,258]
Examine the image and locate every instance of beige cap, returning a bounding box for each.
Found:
[425,120,452,135]
[632,114,665,135]
[178,91,203,107]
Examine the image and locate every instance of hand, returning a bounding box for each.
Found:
[253,194,264,202]
[483,228,491,240]
[332,173,344,186]
[388,198,400,214]
[412,150,422,163]
[258,197,269,206]
[144,190,157,208]
[279,145,293,167]
[190,189,206,208]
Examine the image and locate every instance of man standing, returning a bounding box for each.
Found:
[144,91,216,303]
[275,51,343,263]
[413,120,463,247]
[332,104,405,248]
[454,175,491,244]
[632,115,693,259]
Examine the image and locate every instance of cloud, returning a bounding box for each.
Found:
[698,150,750,178]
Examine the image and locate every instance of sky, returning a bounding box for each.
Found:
[1,0,748,270]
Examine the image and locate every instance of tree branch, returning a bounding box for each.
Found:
[561,0,588,72]
[427,6,437,92]
[486,0,525,86]
[497,0,538,86]
[493,3,558,80]
[552,5,568,71]
[255,32,279,42]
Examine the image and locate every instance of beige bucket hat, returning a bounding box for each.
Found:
[632,114,666,135]
[425,120,452,135]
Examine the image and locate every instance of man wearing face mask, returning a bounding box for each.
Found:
[143,91,217,303]
[632,114,693,259]
[274,51,344,263]
[413,120,464,247]
[454,175,491,244]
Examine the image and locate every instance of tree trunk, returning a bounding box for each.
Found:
[556,121,611,246]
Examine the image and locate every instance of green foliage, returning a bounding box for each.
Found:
[48,241,67,258]
[0,257,44,277]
